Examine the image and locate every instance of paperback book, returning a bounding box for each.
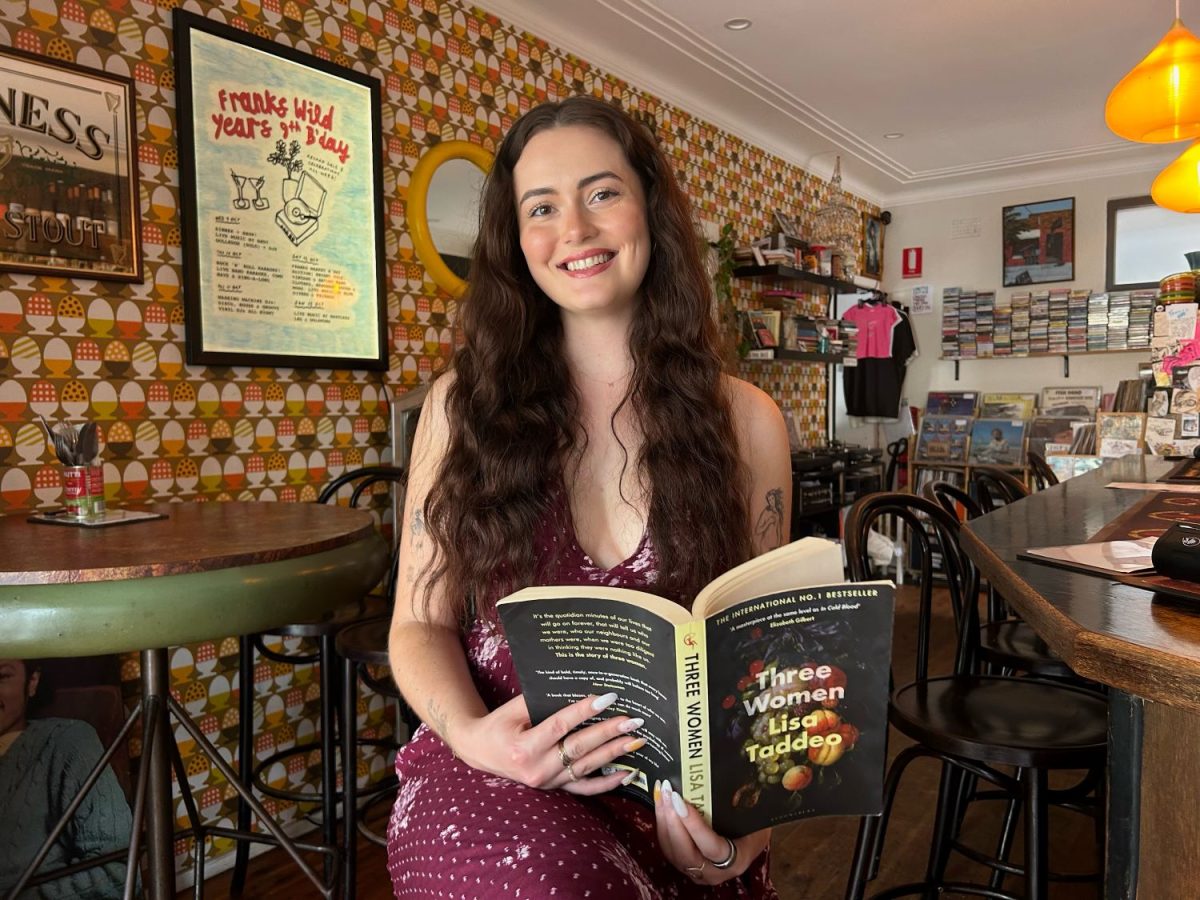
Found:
[498,538,895,836]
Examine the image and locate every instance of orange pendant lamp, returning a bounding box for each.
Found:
[1151,139,1200,212]
[1105,4,1200,143]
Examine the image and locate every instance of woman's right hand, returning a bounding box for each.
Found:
[454,692,645,795]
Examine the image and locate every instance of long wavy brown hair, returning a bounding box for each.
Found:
[423,96,752,623]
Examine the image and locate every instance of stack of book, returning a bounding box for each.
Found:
[1067,289,1090,353]
[1048,288,1070,353]
[993,292,1013,356]
[1107,292,1131,351]
[1129,291,1156,348]
[1087,293,1110,351]
[975,291,995,357]
[1030,291,1050,353]
[941,288,960,357]
[959,290,978,358]
[1011,292,1031,355]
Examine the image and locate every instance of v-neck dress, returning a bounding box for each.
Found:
[385,488,777,899]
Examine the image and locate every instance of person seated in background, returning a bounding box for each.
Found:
[385,95,791,897]
[0,659,132,899]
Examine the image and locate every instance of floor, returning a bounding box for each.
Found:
[182,585,1101,899]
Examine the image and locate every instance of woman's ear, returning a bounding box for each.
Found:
[27,669,40,699]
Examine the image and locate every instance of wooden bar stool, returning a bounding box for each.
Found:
[230,467,406,897]
[336,617,416,900]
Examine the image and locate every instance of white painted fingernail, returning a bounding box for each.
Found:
[592,692,618,711]
[621,770,637,785]
[671,790,687,818]
[619,717,644,733]
[661,779,672,795]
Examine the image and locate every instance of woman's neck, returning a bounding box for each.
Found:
[560,312,635,391]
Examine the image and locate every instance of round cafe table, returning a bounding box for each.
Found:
[0,501,389,900]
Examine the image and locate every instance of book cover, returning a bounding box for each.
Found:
[968,418,1026,467]
[978,393,1037,418]
[914,415,971,463]
[497,538,895,836]
[925,391,977,416]
[1041,386,1101,418]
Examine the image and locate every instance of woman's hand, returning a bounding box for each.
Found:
[654,780,770,885]
[455,692,645,795]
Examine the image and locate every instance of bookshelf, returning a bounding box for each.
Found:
[938,285,1155,379]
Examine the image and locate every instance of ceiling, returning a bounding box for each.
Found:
[481,0,1196,207]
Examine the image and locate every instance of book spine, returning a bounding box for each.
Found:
[675,620,712,820]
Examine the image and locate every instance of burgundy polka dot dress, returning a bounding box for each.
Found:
[386,492,778,898]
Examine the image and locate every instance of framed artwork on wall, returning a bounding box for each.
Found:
[1002,197,1075,287]
[862,213,885,279]
[174,10,387,369]
[0,46,142,281]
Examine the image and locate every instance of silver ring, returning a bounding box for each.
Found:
[709,837,737,870]
[566,762,579,782]
[557,738,573,768]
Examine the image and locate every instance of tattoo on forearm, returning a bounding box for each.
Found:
[754,487,784,548]
[411,508,425,535]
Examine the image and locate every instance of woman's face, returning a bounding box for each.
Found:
[0,659,36,737]
[512,124,651,320]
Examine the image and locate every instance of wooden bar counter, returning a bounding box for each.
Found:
[960,456,1200,900]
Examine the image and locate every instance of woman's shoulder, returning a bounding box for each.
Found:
[722,375,785,429]
[721,375,789,464]
[27,716,102,743]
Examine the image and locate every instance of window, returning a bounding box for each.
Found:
[1106,195,1199,291]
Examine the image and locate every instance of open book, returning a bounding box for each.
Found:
[497,537,895,837]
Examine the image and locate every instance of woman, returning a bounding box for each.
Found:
[386,95,791,897]
[0,659,132,899]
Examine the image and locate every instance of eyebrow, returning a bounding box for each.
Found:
[518,170,623,207]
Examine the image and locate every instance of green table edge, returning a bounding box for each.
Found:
[0,532,389,657]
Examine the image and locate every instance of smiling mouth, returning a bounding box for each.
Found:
[559,251,615,273]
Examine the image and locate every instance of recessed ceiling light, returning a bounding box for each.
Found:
[883,132,904,140]
[724,18,752,31]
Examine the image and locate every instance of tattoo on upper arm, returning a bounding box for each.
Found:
[427,695,449,742]
[411,509,425,535]
[754,487,785,549]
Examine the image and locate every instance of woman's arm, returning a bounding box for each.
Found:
[654,376,792,882]
[387,377,639,793]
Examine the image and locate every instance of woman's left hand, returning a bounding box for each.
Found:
[653,779,770,885]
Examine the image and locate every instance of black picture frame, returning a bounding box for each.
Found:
[1001,197,1075,287]
[174,10,387,370]
[0,46,142,281]
[862,213,884,280]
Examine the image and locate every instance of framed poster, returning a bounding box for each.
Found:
[0,46,142,281]
[862,213,885,280]
[175,10,387,369]
[1002,197,1074,287]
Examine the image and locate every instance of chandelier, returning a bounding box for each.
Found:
[812,156,859,278]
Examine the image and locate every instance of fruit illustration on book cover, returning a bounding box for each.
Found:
[707,608,886,832]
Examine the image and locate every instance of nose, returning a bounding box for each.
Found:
[560,202,597,243]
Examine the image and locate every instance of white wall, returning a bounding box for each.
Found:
[837,169,1166,447]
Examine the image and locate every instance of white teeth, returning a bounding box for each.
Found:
[564,253,613,271]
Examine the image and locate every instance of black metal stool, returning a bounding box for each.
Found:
[335,617,417,899]
[229,466,406,897]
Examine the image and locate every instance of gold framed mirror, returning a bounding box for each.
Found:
[407,140,493,298]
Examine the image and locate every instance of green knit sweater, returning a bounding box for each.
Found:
[0,718,132,899]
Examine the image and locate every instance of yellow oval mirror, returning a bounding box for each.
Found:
[407,140,494,298]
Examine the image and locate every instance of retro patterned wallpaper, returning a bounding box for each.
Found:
[0,0,875,882]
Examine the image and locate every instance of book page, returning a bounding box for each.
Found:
[497,594,684,801]
[692,537,844,619]
[1020,539,1157,575]
[702,582,894,835]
